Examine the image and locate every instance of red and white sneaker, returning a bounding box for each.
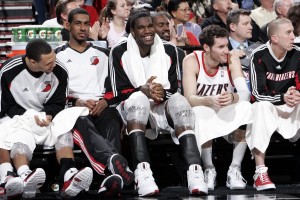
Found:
[253,167,276,191]
[0,172,23,200]
[187,164,208,195]
[21,168,46,198]
[61,167,93,198]
[108,154,134,186]
[98,174,123,199]
[134,162,159,197]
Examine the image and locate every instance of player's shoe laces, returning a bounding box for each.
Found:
[98,174,123,199]
[0,172,23,200]
[20,168,46,199]
[61,167,93,198]
[108,154,134,186]
[134,162,159,197]
[204,167,217,190]
[226,165,247,190]
[253,167,276,191]
[187,164,208,195]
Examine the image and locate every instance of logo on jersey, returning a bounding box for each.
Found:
[41,81,52,92]
[276,65,281,70]
[90,56,99,65]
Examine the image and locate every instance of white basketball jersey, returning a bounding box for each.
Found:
[194,51,234,96]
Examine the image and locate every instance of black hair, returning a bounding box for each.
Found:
[167,0,187,17]
[26,39,52,61]
[68,7,90,23]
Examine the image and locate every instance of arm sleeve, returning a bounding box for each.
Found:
[43,65,68,117]
[233,77,250,102]
[250,54,284,104]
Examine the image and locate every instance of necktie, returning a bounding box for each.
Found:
[237,43,246,50]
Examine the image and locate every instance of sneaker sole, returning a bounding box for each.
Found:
[226,182,246,190]
[61,167,93,198]
[5,177,24,198]
[253,183,276,191]
[190,188,208,195]
[98,174,123,198]
[22,168,46,198]
[138,189,159,197]
[109,154,134,186]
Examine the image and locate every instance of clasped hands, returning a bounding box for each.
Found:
[141,76,164,102]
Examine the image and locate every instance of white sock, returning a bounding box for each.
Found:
[0,163,13,183]
[230,141,247,167]
[256,165,265,171]
[201,147,214,170]
[17,165,30,177]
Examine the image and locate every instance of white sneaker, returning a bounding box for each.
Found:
[187,164,208,195]
[0,172,23,199]
[61,167,93,198]
[204,167,217,190]
[134,162,159,197]
[21,168,46,199]
[226,166,247,190]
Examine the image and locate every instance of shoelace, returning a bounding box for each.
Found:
[259,172,271,184]
[230,169,247,183]
[191,170,203,180]
[204,169,215,182]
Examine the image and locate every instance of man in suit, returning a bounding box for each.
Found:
[227,9,253,51]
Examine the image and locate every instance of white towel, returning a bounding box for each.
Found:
[123,33,171,89]
[0,107,89,152]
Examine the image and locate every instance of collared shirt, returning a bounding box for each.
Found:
[229,37,248,50]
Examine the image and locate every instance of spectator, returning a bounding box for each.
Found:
[287,3,300,44]
[260,0,294,43]
[250,0,277,28]
[227,9,253,50]
[201,0,233,30]
[43,0,79,28]
[77,0,99,26]
[100,0,130,47]
[168,0,201,46]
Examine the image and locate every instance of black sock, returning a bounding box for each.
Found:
[129,131,151,169]
[59,158,76,184]
[179,134,201,168]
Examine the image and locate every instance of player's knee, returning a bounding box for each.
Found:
[124,92,150,125]
[55,131,74,151]
[167,93,195,129]
[10,142,32,161]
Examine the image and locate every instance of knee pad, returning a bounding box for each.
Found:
[10,143,32,161]
[167,93,195,129]
[55,131,74,151]
[124,92,150,125]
